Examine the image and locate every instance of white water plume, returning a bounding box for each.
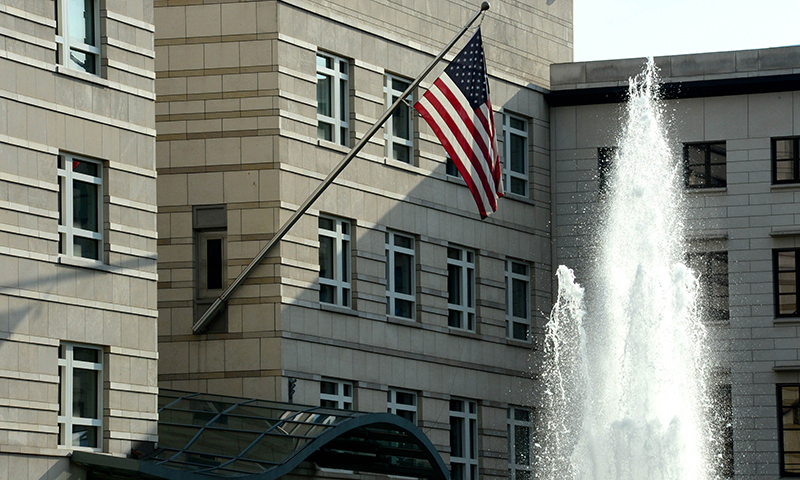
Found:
[539,60,712,480]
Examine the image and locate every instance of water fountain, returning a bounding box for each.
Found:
[538,60,716,479]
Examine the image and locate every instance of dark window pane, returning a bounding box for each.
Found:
[511,177,526,195]
[320,381,336,395]
[73,180,98,232]
[512,278,528,318]
[393,144,411,163]
[394,235,412,249]
[513,322,529,341]
[69,49,96,74]
[395,299,413,318]
[395,252,413,295]
[320,284,334,304]
[514,425,531,464]
[450,417,464,457]
[510,133,526,174]
[448,310,462,328]
[318,217,334,231]
[448,264,462,304]
[72,368,98,419]
[73,160,98,177]
[72,425,98,448]
[206,238,223,290]
[316,74,331,117]
[73,236,99,260]
[319,236,334,279]
[73,347,99,363]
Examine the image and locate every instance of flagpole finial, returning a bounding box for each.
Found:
[481,2,490,11]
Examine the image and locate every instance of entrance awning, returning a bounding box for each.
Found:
[71,389,449,480]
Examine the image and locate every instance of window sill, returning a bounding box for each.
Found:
[56,64,105,86]
[58,254,106,271]
[447,326,478,338]
[387,315,421,327]
[775,316,800,325]
[685,186,727,194]
[505,336,533,347]
[320,302,358,317]
[771,182,800,190]
[384,157,428,176]
[316,139,350,154]
[502,191,535,206]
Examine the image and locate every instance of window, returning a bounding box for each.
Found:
[386,231,415,320]
[775,249,800,317]
[779,384,800,476]
[58,343,103,450]
[387,389,417,424]
[319,216,351,307]
[320,379,353,410]
[773,137,800,184]
[58,154,103,261]
[446,155,461,178]
[686,252,729,323]
[448,247,475,331]
[506,260,530,340]
[597,146,618,193]
[503,114,528,196]
[194,206,226,298]
[316,53,349,146]
[684,142,726,189]
[385,74,414,163]
[508,407,533,480]
[55,0,100,74]
[709,383,734,478]
[450,399,478,480]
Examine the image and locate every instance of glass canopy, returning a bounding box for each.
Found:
[71,389,449,480]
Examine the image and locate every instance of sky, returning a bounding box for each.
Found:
[574,0,800,62]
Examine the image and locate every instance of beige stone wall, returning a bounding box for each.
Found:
[0,0,157,477]
[155,0,571,478]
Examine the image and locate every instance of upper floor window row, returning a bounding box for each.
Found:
[318,220,532,339]
[56,0,100,75]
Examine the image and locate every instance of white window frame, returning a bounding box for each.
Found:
[384,73,414,163]
[316,52,349,146]
[320,379,353,410]
[318,216,351,307]
[387,389,418,424]
[58,153,104,261]
[450,399,478,480]
[448,247,475,332]
[505,260,530,341]
[508,406,534,480]
[386,231,416,320]
[55,0,101,75]
[58,343,103,451]
[503,113,528,197]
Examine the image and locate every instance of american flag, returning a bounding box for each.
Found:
[415,28,503,218]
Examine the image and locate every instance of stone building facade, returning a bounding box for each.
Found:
[153,1,571,479]
[549,46,800,479]
[0,0,158,478]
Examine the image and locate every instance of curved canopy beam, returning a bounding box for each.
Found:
[71,393,449,480]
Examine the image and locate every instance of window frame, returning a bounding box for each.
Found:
[318,215,352,307]
[686,251,729,323]
[58,153,104,262]
[774,248,800,318]
[55,0,101,75]
[779,384,800,477]
[683,141,727,189]
[597,146,618,193]
[507,406,534,480]
[503,113,529,197]
[447,246,475,332]
[387,388,418,424]
[385,231,416,320]
[450,398,478,480]
[505,259,531,341]
[58,343,103,451]
[320,379,353,410]
[384,73,414,164]
[772,136,800,185]
[316,52,350,147]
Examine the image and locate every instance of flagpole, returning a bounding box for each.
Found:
[193,1,491,333]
